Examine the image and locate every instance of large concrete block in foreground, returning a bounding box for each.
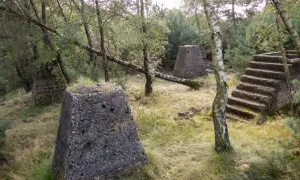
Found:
[173,45,207,78]
[52,86,148,180]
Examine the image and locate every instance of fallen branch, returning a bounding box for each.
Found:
[0,7,201,89]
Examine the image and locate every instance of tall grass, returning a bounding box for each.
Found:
[0,74,298,179]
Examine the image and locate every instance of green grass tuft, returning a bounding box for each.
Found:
[27,159,54,180]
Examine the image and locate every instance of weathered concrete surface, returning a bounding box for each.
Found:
[32,70,66,105]
[173,45,207,78]
[226,51,300,121]
[275,62,300,110]
[52,86,148,180]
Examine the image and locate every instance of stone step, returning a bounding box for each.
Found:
[226,113,241,121]
[226,113,250,122]
[226,105,258,119]
[236,82,276,96]
[253,55,282,63]
[245,68,285,80]
[228,97,267,112]
[240,75,281,88]
[287,54,299,59]
[249,61,292,72]
[231,89,272,105]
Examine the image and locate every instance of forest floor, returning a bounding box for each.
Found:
[0,73,299,180]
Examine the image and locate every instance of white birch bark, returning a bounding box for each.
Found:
[203,0,232,152]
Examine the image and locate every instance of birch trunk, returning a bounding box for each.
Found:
[75,0,97,65]
[0,6,201,89]
[42,0,70,84]
[140,0,153,96]
[276,13,293,112]
[29,0,70,84]
[272,0,300,54]
[95,0,109,82]
[203,0,232,153]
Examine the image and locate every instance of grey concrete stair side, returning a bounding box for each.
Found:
[245,68,285,80]
[249,61,292,72]
[226,113,240,121]
[287,54,300,59]
[226,113,252,122]
[226,105,258,119]
[236,82,276,96]
[227,97,267,112]
[231,89,272,105]
[240,75,281,88]
[253,55,283,63]
[227,52,300,121]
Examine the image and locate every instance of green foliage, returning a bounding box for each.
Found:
[0,120,11,149]
[27,159,54,180]
[109,62,129,90]
[165,9,201,60]
[224,18,256,71]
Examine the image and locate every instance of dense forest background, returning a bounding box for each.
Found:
[0,0,299,95]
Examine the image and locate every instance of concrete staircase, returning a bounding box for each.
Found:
[226,52,300,121]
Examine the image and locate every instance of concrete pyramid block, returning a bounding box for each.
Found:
[173,45,207,78]
[52,85,148,180]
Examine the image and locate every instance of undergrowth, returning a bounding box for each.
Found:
[0,74,298,180]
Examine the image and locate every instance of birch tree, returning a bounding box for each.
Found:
[271,0,300,54]
[140,0,153,96]
[71,0,96,65]
[29,0,71,84]
[203,0,232,153]
[95,0,109,82]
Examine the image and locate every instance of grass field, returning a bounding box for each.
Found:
[0,73,299,180]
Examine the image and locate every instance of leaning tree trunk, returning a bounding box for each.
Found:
[77,0,97,65]
[140,0,153,96]
[41,0,70,84]
[0,6,201,89]
[28,0,67,105]
[276,13,293,112]
[95,0,109,82]
[272,0,300,54]
[203,0,232,153]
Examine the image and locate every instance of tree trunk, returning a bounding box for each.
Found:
[14,62,33,93]
[95,0,109,82]
[232,0,236,29]
[0,6,201,89]
[203,0,232,153]
[140,0,153,96]
[29,0,70,84]
[276,13,293,112]
[78,0,96,66]
[27,0,68,105]
[56,0,67,22]
[42,0,70,84]
[231,0,236,43]
[272,0,300,54]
